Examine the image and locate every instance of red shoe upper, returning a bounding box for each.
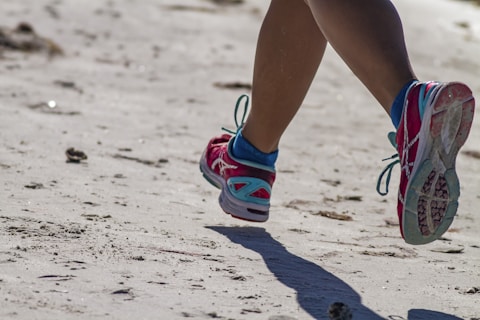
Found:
[204,134,276,193]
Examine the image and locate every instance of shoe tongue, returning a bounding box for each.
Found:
[387,131,398,149]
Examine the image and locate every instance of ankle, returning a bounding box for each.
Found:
[390,79,418,128]
[241,126,279,154]
[231,130,278,167]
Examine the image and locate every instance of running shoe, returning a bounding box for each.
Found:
[378,81,475,245]
[200,95,276,222]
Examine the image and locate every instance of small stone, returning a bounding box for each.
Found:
[328,302,352,320]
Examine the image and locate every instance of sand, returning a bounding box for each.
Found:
[1,0,479,319]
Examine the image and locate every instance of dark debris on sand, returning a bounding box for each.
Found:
[0,22,63,58]
[66,148,88,163]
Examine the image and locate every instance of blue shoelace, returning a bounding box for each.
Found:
[222,94,249,135]
[223,94,402,195]
[376,131,400,196]
[376,82,439,196]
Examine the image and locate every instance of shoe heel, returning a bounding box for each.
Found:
[219,188,269,222]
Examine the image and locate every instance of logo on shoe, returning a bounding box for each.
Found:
[211,150,238,177]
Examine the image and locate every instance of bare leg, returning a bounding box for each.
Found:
[304,0,416,111]
[242,0,416,153]
[242,0,327,153]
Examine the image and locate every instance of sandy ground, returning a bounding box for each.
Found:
[1,0,480,319]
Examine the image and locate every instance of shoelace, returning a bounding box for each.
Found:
[376,131,399,196]
[223,94,402,196]
[222,94,249,135]
[376,81,438,196]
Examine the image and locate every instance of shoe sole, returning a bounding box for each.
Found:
[199,152,270,222]
[403,82,475,245]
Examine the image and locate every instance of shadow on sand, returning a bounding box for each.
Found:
[207,226,464,320]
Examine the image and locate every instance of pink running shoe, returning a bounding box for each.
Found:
[200,95,276,222]
[378,81,475,245]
